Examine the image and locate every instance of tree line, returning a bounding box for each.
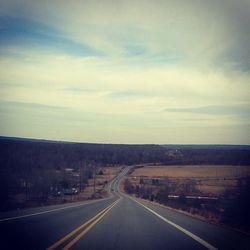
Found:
[1,137,250,171]
[1,137,250,211]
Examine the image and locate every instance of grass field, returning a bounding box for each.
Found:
[79,166,123,199]
[130,165,250,196]
[126,165,250,232]
[131,165,250,178]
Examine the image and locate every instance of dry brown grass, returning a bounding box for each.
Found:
[130,165,250,196]
[131,165,250,178]
[95,166,123,184]
[196,185,229,195]
[81,166,123,199]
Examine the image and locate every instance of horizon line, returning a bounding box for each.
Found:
[1,135,249,147]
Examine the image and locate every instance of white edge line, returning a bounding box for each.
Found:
[0,197,112,223]
[0,167,129,222]
[0,169,129,223]
[130,197,218,250]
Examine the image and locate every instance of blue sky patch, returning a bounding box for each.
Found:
[0,16,98,57]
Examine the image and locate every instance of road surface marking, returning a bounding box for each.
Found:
[0,198,112,223]
[46,199,120,250]
[131,197,218,250]
[62,199,120,250]
[0,168,128,223]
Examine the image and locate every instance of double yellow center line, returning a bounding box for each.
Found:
[47,199,120,250]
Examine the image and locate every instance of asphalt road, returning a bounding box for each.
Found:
[0,167,249,250]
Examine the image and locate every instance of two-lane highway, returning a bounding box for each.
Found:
[0,166,250,250]
[0,168,126,250]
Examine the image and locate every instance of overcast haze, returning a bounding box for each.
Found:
[0,0,250,144]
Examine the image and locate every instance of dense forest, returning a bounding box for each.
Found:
[0,136,250,211]
[1,137,250,170]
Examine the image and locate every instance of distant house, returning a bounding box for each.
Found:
[64,168,74,172]
[63,187,78,195]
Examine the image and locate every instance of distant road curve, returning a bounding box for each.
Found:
[0,166,249,250]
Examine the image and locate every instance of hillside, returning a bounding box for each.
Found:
[1,136,250,211]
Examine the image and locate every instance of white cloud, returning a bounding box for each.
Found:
[0,0,250,143]
[0,1,243,62]
[0,49,249,112]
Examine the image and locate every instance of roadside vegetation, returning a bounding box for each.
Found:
[0,162,121,211]
[1,136,250,227]
[124,165,250,233]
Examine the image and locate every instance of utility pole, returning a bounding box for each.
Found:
[79,161,82,193]
[93,164,96,195]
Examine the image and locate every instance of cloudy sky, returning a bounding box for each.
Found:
[0,0,250,144]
